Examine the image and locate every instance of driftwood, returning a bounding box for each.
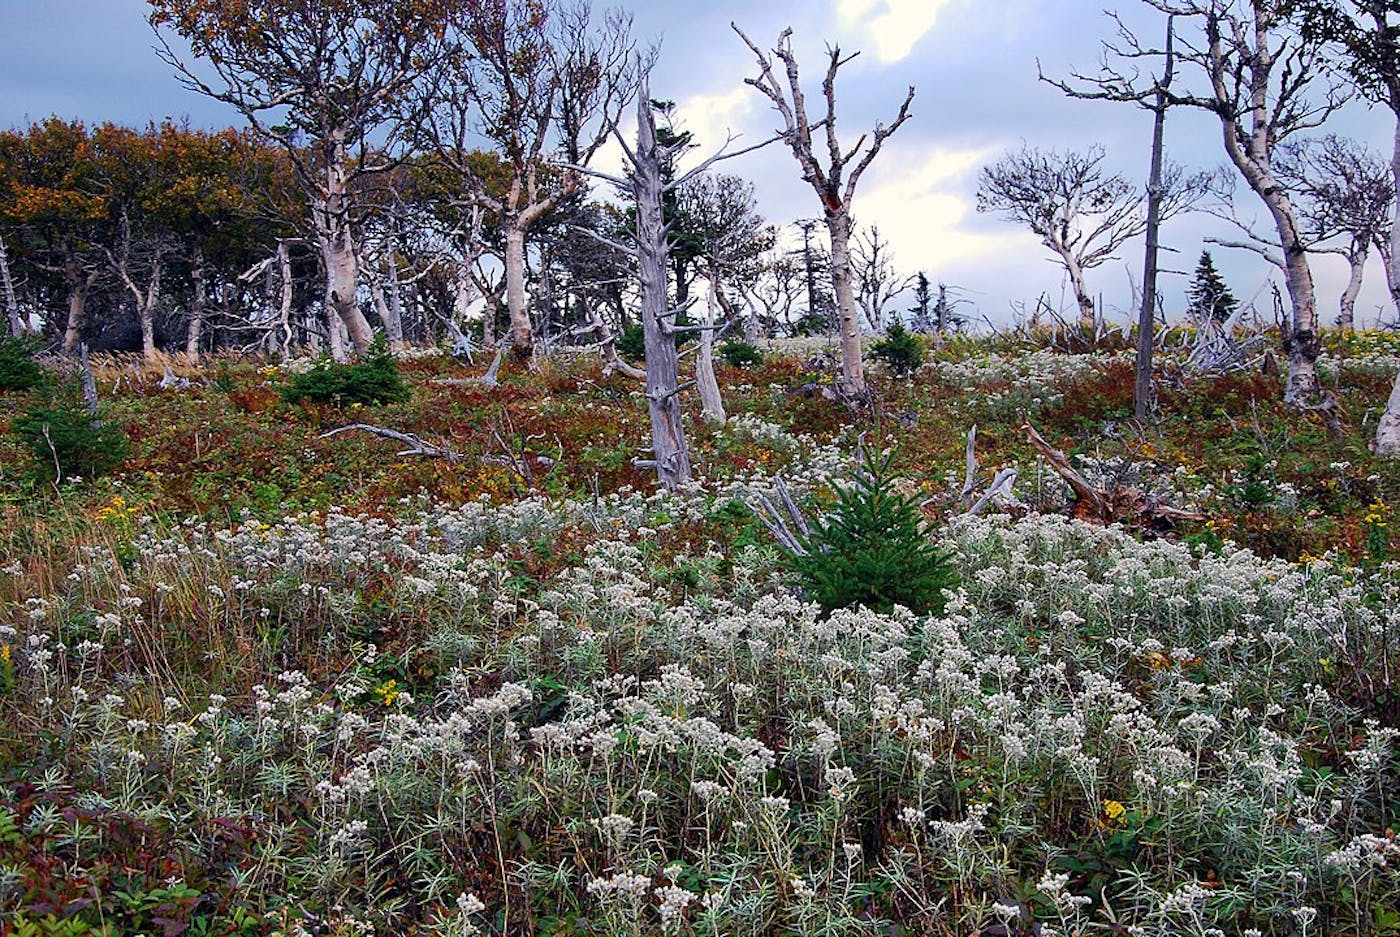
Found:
[1023,422,1204,527]
[320,423,460,460]
[746,476,813,556]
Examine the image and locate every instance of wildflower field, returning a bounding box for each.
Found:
[1,334,1399,936]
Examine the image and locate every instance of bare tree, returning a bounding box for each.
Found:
[977,143,1200,332]
[852,224,914,331]
[0,235,26,337]
[150,0,450,356]
[426,0,644,359]
[1157,2,1341,405]
[734,24,915,402]
[1277,135,1394,329]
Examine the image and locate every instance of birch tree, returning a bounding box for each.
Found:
[734,24,915,402]
[426,0,643,359]
[1129,2,1341,405]
[1294,1,1400,449]
[1278,136,1394,330]
[977,144,1200,333]
[149,0,449,356]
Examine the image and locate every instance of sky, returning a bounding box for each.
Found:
[1,0,1396,328]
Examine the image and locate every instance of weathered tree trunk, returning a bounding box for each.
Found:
[503,223,532,352]
[1136,20,1173,423]
[636,85,692,489]
[1338,240,1367,330]
[1375,367,1400,456]
[0,235,23,337]
[317,135,374,355]
[368,257,406,354]
[186,245,208,362]
[276,241,294,354]
[826,214,867,399]
[1388,116,1400,317]
[61,254,91,356]
[697,279,726,424]
[1061,250,1097,330]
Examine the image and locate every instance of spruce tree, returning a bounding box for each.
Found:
[1186,251,1240,323]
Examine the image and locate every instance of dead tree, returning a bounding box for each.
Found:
[977,143,1202,335]
[852,224,914,332]
[1278,135,1394,330]
[734,24,915,402]
[0,235,24,337]
[1161,2,1339,407]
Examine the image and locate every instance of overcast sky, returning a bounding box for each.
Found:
[1,0,1395,327]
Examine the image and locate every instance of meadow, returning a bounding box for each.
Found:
[1,330,1398,936]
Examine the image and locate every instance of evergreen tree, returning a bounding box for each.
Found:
[908,272,933,332]
[1186,251,1240,323]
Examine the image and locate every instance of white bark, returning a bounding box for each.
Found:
[316,133,374,354]
[503,224,532,351]
[1375,367,1400,456]
[697,282,726,424]
[0,235,23,337]
[185,245,208,362]
[1338,241,1367,330]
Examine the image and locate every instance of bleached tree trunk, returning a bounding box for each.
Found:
[503,224,531,352]
[1375,368,1400,455]
[1136,20,1173,423]
[697,280,726,424]
[826,215,867,395]
[0,235,24,337]
[1059,249,1097,329]
[276,241,294,354]
[635,85,692,489]
[61,252,94,356]
[1388,117,1400,317]
[185,244,208,362]
[316,134,374,355]
[1338,239,1368,330]
[734,25,914,405]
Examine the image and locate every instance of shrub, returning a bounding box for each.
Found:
[11,396,129,482]
[719,339,764,368]
[788,446,958,615]
[616,324,645,363]
[0,335,47,392]
[869,323,926,376]
[280,338,410,406]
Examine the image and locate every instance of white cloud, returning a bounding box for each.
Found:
[673,86,760,157]
[836,0,953,63]
[854,144,1020,271]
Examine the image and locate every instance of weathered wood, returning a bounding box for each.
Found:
[320,423,460,460]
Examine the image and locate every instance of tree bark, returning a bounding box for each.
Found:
[1374,367,1400,456]
[1061,249,1097,330]
[636,87,692,489]
[1136,19,1173,423]
[826,214,867,399]
[0,235,23,337]
[317,133,374,355]
[1338,240,1367,330]
[1388,113,1400,317]
[697,277,726,424]
[503,223,532,352]
[61,252,93,356]
[186,244,208,362]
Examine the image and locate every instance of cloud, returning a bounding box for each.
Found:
[836,0,953,63]
[674,86,759,155]
[853,144,1021,271]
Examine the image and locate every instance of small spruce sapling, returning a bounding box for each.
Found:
[789,446,958,615]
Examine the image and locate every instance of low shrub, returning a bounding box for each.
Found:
[869,323,926,376]
[0,334,46,392]
[720,339,764,368]
[280,338,410,406]
[788,446,958,615]
[11,395,129,482]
